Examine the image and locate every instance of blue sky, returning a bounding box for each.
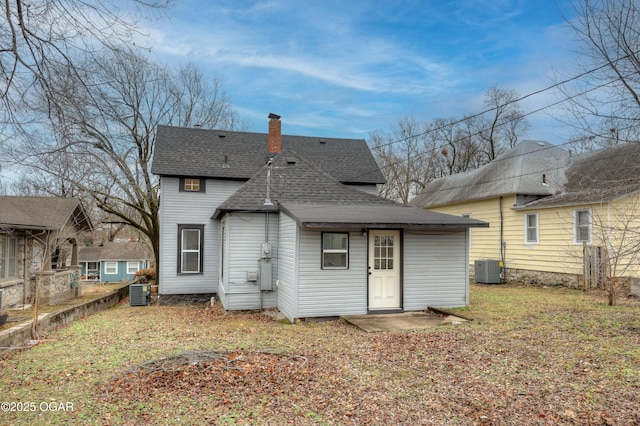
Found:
[147,0,579,143]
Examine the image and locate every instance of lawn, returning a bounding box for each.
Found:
[0,284,638,425]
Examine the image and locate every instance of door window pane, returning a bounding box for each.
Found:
[373,234,395,270]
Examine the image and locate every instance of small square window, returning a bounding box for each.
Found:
[179,177,206,193]
[322,233,348,269]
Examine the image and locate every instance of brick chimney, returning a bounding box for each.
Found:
[268,113,281,154]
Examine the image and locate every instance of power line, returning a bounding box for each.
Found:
[370,48,640,152]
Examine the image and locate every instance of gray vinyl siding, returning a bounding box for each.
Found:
[219,212,278,310]
[158,177,243,294]
[276,213,298,322]
[297,229,367,318]
[403,230,469,309]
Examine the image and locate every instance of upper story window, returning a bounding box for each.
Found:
[0,236,17,280]
[179,177,206,193]
[574,209,592,244]
[322,233,349,269]
[525,213,539,244]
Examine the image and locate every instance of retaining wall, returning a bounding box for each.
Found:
[0,284,129,354]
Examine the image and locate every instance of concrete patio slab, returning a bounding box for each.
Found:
[342,311,444,332]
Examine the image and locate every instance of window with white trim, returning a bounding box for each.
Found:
[104,262,118,275]
[322,233,348,269]
[525,213,539,244]
[0,236,17,280]
[127,262,140,275]
[178,224,204,274]
[574,209,592,244]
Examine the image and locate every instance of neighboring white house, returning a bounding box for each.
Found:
[151,114,487,322]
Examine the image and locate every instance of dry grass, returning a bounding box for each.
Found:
[0,284,638,425]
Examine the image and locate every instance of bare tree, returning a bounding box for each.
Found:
[370,116,437,204]
[8,49,245,277]
[428,117,482,177]
[0,0,170,128]
[578,195,640,306]
[467,85,529,161]
[560,0,640,144]
[370,86,528,203]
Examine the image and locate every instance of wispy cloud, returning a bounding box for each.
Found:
[146,0,578,140]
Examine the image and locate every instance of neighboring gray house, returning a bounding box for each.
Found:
[151,115,487,322]
[79,241,152,282]
[0,196,92,307]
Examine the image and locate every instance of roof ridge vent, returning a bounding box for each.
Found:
[319,140,327,145]
[218,131,226,138]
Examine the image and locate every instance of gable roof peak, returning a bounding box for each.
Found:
[151,124,386,184]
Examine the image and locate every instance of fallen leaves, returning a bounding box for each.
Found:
[1,284,639,424]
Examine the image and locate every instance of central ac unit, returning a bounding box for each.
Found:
[474,260,502,284]
[130,284,150,306]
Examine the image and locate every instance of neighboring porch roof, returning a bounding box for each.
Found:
[0,196,92,231]
[280,202,489,230]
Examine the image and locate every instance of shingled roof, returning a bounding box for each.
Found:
[0,196,91,231]
[410,140,571,208]
[514,142,640,210]
[79,241,152,262]
[213,149,487,229]
[151,125,385,185]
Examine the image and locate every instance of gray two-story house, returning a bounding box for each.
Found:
[151,114,487,322]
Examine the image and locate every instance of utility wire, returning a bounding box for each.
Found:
[370,48,640,152]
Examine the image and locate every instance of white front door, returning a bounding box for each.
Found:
[368,230,401,310]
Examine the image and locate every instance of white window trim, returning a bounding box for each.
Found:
[127,262,140,275]
[322,232,349,269]
[573,208,592,244]
[524,213,539,244]
[104,261,118,275]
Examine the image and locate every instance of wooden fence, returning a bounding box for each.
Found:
[583,243,608,289]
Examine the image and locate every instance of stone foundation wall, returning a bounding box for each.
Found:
[37,270,80,304]
[505,268,582,289]
[0,280,26,308]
